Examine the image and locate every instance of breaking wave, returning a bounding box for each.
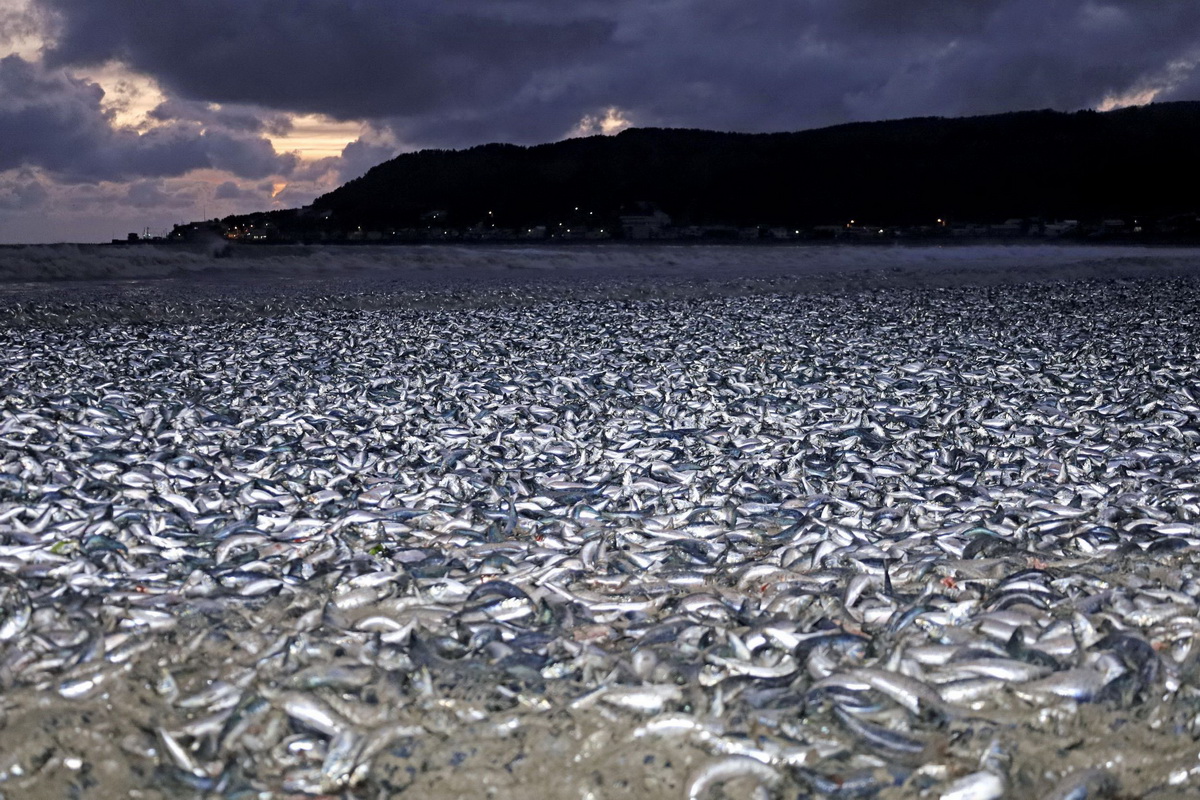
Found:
[0,242,1196,286]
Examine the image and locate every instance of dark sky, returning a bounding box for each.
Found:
[2,0,1199,242]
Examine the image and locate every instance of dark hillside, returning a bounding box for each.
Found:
[241,103,1200,235]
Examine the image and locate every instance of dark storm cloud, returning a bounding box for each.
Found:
[36,0,1200,148]
[569,0,1200,133]
[213,180,258,201]
[1161,70,1200,103]
[293,136,403,185]
[335,138,402,181]
[0,54,296,181]
[148,98,293,137]
[0,174,49,211]
[124,179,193,209]
[39,0,615,122]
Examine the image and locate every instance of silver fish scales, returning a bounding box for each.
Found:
[0,248,1199,797]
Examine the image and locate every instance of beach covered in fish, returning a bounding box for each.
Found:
[2,243,1200,799]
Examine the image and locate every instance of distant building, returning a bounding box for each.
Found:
[170,220,229,243]
[1044,220,1078,237]
[619,209,671,239]
[993,219,1025,236]
[839,223,886,240]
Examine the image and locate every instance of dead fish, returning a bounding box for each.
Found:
[1039,768,1118,800]
[687,756,781,800]
[0,575,31,641]
[4,265,1200,798]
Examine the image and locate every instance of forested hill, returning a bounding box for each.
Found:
[301,103,1200,231]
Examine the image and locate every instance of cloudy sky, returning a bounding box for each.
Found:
[2,0,1198,243]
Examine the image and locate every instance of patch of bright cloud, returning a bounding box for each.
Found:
[269,113,365,160]
[1097,53,1199,111]
[0,3,167,131]
[83,60,167,129]
[566,106,633,138]
[0,0,47,59]
[1096,87,1160,111]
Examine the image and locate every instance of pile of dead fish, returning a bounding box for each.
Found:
[2,272,1200,798]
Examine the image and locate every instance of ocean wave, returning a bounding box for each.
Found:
[0,242,1196,286]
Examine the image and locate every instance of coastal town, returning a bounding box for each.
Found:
[121,207,1200,247]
